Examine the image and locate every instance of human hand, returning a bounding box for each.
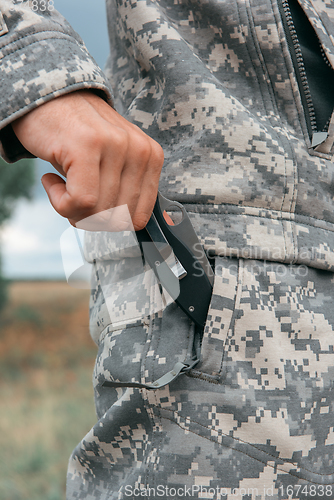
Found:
[12,91,164,231]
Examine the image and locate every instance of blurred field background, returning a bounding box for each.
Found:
[0,281,97,500]
[0,3,109,499]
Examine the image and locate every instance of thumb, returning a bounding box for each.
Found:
[41,172,69,216]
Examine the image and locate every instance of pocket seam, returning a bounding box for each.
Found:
[156,406,333,483]
[98,318,147,345]
[197,257,243,377]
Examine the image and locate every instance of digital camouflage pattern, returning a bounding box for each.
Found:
[105,0,334,273]
[0,0,113,160]
[67,257,334,499]
[0,0,334,498]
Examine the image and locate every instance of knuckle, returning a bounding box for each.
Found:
[80,124,112,153]
[79,125,102,150]
[135,138,152,163]
[152,141,164,165]
[75,193,98,211]
[112,127,129,153]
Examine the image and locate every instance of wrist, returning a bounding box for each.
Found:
[0,123,36,163]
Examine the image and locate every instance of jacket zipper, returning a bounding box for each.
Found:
[278,0,317,138]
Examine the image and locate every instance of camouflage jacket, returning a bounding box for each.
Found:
[1,0,334,273]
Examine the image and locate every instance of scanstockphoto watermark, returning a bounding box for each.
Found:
[121,484,264,498]
[202,243,326,263]
[121,484,334,498]
[192,242,316,278]
[215,260,309,278]
[195,241,327,263]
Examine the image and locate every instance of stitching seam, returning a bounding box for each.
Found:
[188,206,334,234]
[0,29,85,58]
[155,407,334,482]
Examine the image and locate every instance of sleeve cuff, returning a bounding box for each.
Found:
[0,123,36,163]
[0,34,114,162]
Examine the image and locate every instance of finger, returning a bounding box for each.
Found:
[55,132,102,203]
[110,135,163,228]
[129,145,164,230]
[42,155,100,220]
[92,142,124,211]
[131,184,159,230]
[41,172,68,212]
[112,157,149,221]
[73,204,134,232]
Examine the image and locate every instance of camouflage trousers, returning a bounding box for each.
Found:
[66,257,334,500]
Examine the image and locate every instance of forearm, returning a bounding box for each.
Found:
[0,0,113,162]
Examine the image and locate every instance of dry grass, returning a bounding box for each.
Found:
[0,281,98,500]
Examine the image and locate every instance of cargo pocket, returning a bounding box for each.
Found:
[89,252,176,345]
[93,283,196,417]
[196,256,239,377]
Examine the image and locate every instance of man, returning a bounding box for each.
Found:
[1,0,334,498]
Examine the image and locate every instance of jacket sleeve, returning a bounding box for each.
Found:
[0,0,114,162]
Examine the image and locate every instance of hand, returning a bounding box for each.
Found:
[12,91,164,230]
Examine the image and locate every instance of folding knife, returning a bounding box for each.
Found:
[136,192,214,326]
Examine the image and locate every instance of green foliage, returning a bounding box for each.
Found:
[13,304,43,328]
[0,262,8,309]
[0,156,36,312]
[0,156,35,225]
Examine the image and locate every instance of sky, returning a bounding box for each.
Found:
[1,0,110,280]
